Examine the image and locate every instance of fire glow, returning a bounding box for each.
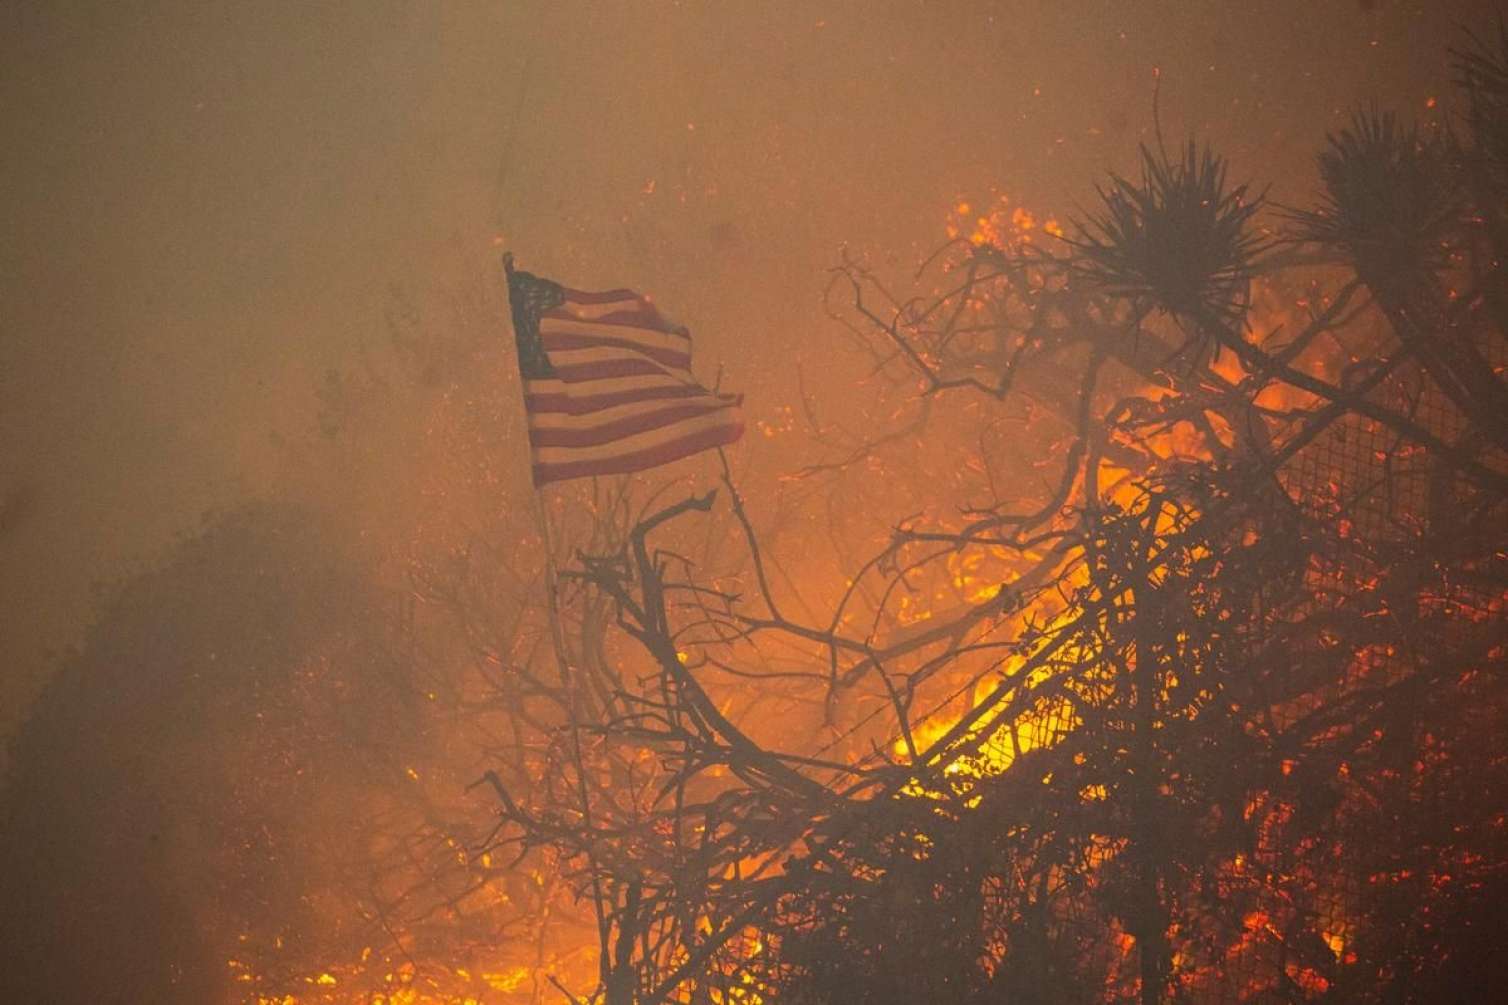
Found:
[5,19,1506,1003]
[229,164,1506,1000]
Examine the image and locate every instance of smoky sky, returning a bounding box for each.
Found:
[1,0,1499,744]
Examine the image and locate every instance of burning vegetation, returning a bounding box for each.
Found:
[4,21,1508,1005]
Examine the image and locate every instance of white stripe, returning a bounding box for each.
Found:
[562,299,640,318]
[540,317,691,354]
[524,372,699,398]
[532,408,743,466]
[545,345,690,377]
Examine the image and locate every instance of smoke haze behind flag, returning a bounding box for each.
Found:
[504,255,744,487]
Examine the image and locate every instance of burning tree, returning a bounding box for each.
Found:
[8,26,1504,1005]
[470,27,1508,1005]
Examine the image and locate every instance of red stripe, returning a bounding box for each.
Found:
[525,382,709,415]
[563,287,639,304]
[533,421,744,485]
[543,307,689,335]
[540,332,691,369]
[551,357,670,382]
[528,400,736,448]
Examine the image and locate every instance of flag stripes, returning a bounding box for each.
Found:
[506,261,743,486]
[528,400,736,448]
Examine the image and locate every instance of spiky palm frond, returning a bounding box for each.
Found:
[1071,142,1267,326]
[1453,19,1508,178]
[1290,108,1461,293]
[1452,21,1508,339]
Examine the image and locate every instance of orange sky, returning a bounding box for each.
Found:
[1,0,1498,745]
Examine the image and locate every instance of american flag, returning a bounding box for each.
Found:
[504,256,744,487]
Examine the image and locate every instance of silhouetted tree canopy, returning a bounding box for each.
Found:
[0,504,423,1004]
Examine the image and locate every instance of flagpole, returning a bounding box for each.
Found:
[528,433,616,1001]
[506,250,569,679]
[504,250,614,994]
[499,247,750,998]
[504,250,570,676]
